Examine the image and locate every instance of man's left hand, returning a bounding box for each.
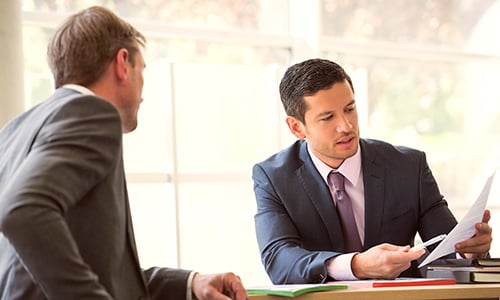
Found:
[455,209,492,259]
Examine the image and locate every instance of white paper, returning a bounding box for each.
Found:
[418,171,496,268]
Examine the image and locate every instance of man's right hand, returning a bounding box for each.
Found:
[351,243,426,279]
[192,272,247,300]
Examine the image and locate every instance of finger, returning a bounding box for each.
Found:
[407,248,426,260]
[455,237,491,253]
[206,287,232,300]
[481,209,491,223]
[228,281,247,300]
[400,245,411,252]
[393,247,424,263]
[380,243,408,251]
[458,242,489,253]
[223,273,247,300]
[475,223,492,236]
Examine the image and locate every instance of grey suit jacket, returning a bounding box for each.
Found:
[0,88,191,299]
[252,139,458,284]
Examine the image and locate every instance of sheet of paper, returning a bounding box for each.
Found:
[418,171,496,268]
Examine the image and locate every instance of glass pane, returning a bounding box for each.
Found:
[123,58,174,174]
[328,52,500,256]
[177,181,270,284]
[124,42,290,175]
[171,62,287,174]
[322,0,499,50]
[146,38,290,65]
[23,0,289,34]
[128,183,178,268]
[23,25,54,106]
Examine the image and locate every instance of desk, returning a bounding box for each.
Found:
[247,284,500,300]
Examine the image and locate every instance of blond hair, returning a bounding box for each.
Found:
[47,6,146,88]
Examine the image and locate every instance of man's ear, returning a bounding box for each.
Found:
[115,48,129,83]
[285,116,306,139]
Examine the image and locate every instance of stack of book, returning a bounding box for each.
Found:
[426,258,500,283]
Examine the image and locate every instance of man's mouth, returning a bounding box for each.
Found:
[337,135,354,145]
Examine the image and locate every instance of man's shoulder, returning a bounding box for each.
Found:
[46,88,116,112]
[361,138,426,166]
[29,89,120,132]
[0,89,120,146]
[361,138,424,155]
[254,140,304,171]
[13,88,111,121]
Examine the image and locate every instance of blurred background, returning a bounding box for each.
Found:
[2,0,500,286]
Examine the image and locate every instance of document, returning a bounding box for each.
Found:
[419,171,496,268]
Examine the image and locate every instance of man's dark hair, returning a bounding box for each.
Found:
[279,58,354,123]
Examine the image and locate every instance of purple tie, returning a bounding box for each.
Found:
[328,171,362,252]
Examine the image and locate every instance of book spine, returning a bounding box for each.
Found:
[426,270,471,283]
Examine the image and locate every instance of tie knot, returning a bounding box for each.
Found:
[328,172,346,201]
[328,171,345,191]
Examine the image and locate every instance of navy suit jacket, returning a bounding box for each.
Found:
[0,88,191,299]
[253,139,458,284]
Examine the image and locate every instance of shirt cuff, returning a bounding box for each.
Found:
[326,253,359,280]
[187,271,198,300]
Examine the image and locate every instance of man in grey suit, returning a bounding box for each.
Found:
[0,6,246,300]
[252,58,493,284]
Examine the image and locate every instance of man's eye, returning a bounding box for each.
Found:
[321,115,333,121]
[346,105,356,113]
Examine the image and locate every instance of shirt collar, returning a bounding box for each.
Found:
[62,84,95,96]
[307,141,362,186]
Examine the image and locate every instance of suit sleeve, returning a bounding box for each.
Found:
[416,152,458,244]
[0,96,122,299]
[253,164,338,284]
[143,267,192,300]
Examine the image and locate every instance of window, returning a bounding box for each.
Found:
[22,0,500,285]
[320,0,500,240]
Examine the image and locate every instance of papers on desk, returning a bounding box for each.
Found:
[418,171,496,268]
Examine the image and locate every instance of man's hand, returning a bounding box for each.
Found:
[351,243,426,279]
[192,272,247,300]
[455,209,492,259]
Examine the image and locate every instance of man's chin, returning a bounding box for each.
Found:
[122,121,138,133]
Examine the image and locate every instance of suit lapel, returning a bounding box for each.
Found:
[296,141,344,248]
[360,139,386,248]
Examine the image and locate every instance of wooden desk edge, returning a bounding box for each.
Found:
[247,284,500,300]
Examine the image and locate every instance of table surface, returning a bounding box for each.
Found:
[247,284,500,300]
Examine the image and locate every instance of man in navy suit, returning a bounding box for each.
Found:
[252,58,492,284]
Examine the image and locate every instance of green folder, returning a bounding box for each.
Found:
[246,283,348,297]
